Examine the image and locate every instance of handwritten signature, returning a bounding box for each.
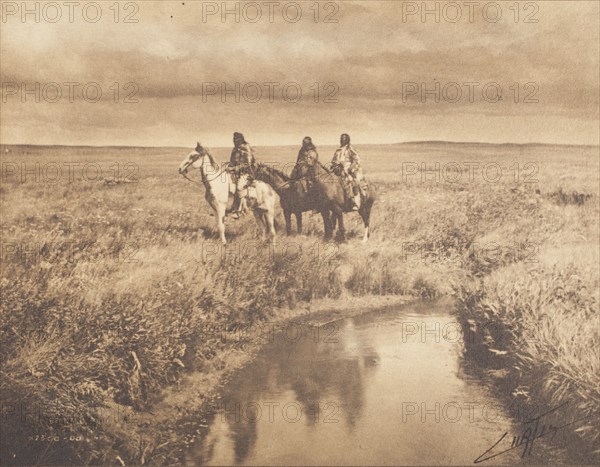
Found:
[474,401,588,463]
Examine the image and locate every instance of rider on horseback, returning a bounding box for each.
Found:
[291,136,319,192]
[226,132,256,219]
[331,133,365,211]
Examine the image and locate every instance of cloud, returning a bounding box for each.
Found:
[1,0,598,145]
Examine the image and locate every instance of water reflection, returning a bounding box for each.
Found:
[186,303,575,466]
[192,319,378,465]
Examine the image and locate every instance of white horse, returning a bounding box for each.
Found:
[179,143,277,244]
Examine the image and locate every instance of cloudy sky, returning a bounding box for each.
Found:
[1,1,598,146]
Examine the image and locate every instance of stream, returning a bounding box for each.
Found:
[185,300,580,465]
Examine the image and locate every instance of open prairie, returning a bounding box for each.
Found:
[1,142,598,464]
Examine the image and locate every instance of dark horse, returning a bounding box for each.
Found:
[252,162,375,242]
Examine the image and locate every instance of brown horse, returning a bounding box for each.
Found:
[252,163,322,235]
[312,163,376,242]
[253,162,375,242]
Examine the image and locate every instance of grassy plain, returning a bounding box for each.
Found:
[0,142,598,464]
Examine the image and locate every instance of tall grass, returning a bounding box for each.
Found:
[456,259,600,443]
[1,143,598,464]
[454,186,600,448]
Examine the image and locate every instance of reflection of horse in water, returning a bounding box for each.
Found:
[189,320,379,465]
[179,143,277,244]
[253,163,376,242]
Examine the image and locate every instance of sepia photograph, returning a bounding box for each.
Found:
[1,1,599,465]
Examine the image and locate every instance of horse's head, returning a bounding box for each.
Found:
[178,142,208,175]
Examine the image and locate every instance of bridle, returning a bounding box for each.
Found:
[180,152,228,186]
[181,170,203,187]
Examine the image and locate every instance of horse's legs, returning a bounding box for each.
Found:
[216,205,227,245]
[253,209,266,239]
[335,212,346,242]
[239,196,248,215]
[265,211,276,241]
[321,210,333,241]
[262,212,270,237]
[360,203,372,243]
[284,209,292,236]
[296,212,303,234]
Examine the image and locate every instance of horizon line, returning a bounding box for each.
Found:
[1,140,599,149]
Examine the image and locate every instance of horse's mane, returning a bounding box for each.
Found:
[256,162,290,181]
[203,147,220,171]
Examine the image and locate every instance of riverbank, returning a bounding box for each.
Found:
[454,260,600,460]
[94,295,413,466]
[450,192,600,456]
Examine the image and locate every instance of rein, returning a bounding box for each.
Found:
[272,178,295,190]
[181,171,204,187]
[182,158,341,191]
[253,165,302,191]
[180,156,228,187]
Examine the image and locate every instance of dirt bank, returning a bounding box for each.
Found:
[107,295,412,466]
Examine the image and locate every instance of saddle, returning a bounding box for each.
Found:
[295,177,313,193]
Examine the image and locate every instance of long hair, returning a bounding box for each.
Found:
[233,132,247,146]
[302,136,316,152]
